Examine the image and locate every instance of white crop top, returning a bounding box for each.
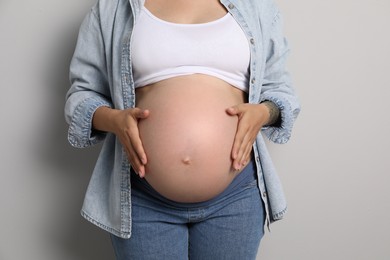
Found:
[131,7,250,92]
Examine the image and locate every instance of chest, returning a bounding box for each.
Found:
[144,0,228,24]
[131,7,250,86]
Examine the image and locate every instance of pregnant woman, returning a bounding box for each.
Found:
[65,0,300,259]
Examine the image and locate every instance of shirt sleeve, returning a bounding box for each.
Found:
[260,11,301,144]
[64,7,113,148]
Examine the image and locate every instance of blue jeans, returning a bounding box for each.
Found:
[110,162,265,260]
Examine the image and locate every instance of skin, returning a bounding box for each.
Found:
[92,0,281,177]
[92,101,278,177]
[227,101,278,171]
[144,0,228,24]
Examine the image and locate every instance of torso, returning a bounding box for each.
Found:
[134,0,249,203]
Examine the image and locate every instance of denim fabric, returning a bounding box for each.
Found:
[65,0,301,238]
[111,174,264,260]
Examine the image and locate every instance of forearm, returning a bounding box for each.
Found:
[260,101,280,126]
[92,106,120,134]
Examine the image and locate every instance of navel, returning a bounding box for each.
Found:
[181,156,192,165]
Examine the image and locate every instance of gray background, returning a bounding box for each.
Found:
[1,0,389,259]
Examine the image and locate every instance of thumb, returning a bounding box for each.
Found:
[133,108,150,119]
[226,105,241,116]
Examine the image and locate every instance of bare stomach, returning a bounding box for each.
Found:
[136,74,247,202]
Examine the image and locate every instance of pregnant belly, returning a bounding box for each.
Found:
[136,75,247,203]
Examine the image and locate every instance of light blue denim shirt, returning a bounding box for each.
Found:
[65,0,300,238]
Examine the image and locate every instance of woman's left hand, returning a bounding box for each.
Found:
[226,103,270,171]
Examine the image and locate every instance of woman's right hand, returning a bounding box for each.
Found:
[113,108,150,177]
[93,107,150,177]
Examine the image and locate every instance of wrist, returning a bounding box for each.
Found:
[93,106,119,134]
[260,101,280,126]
